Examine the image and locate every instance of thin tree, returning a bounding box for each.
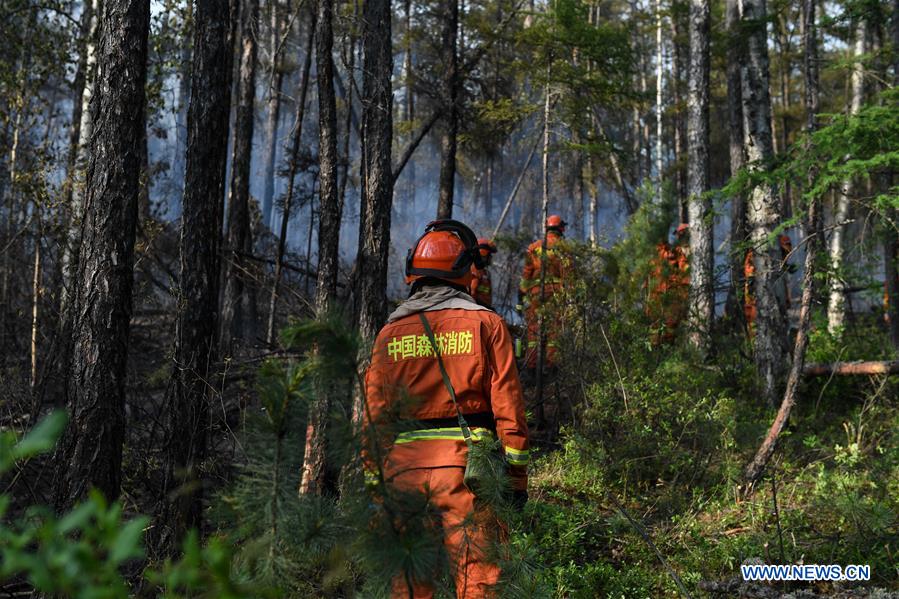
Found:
[260,0,291,229]
[266,5,316,345]
[827,13,867,335]
[52,0,150,510]
[221,0,260,351]
[687,0,712,351]
[740,0,788,406]
[725,0,747,322]
[162,0,234,546]
[300,0,341,496]
[436,0,460,219]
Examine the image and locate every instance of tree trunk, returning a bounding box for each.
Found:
[266,5,316,345]
[671,0,688,221]
[52,0,150,510]
[887,0,899,352]
[354,0,393,388]
[30,218,41,390]
[654,0,664,203]
[300,0,341,496]
[725,0,747,322]
[174,0,193,190]
[221,0,259,352]
[827,17,867,335]
[740,0,788,407]
[744,3,821,485]
[161,0,233,548]
[261,0,288,230]
[436,0,459,219]
[687,0,712,352]
[60,0,101,330]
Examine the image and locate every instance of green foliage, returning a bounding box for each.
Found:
[0,412,257,598]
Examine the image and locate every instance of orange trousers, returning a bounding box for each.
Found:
[389,466,502,598]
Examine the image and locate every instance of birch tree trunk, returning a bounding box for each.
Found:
[687,0,712,352]
[300,0,341,496]
[743,0,821,486]
[60,0,101,326]
[162,0,233,547]
[827,17,867,335]
[52,0,150,510]
[221,0,259,351]
[740,0,788,406]
[436,0,459,219]
[655,0,664,203]
[725,0,747,321]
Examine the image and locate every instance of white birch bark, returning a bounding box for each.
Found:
[826,18,866,335]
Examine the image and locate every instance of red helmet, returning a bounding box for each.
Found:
[546,214,567,232]
[405,220,484,287]
[675,223,689,237]
[477,237,497,259]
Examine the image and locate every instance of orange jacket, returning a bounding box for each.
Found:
[470,267,493,308]
[519,231,566,298]
[364,289,529,490]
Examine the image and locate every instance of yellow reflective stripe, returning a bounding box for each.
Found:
[395,427,493,444]
[504,446,530,466]
[520,278,539,289]
[477,285,491,293]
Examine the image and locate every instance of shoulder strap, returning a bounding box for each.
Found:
[418,312,473,448]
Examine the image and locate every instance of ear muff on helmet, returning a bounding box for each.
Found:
[404,219,485,282]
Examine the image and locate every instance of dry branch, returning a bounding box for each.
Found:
[802,360,899,377]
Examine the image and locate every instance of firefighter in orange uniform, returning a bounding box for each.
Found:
[470,238,497,309]
[743,234,793,334]
[518,215,568,371]
[364,220,529,598]
[646,224,690,344]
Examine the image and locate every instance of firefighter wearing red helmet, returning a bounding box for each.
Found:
[470,238,497,309]
[518,215,569,371]
[364,220,529,598]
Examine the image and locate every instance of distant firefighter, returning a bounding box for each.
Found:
[518,215,568,370]
[646,224,690,345]
[470,237,497,309]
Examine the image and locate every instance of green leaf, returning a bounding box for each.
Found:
[109,517,148,563]
[12,411,68,461]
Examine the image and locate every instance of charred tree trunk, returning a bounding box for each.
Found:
[687,0,712,352]
[671,0,688,222]
[436,0,459,219]
[221,0,259,351]
[740,0,788,406]
[725,0,747,321]
[161,0,234,548]
[355,0,393,343]
[52,0,150,510]
[300,0,341,496]
[266,5,316,345]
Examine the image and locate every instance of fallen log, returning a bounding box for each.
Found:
[803,360,899,377]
